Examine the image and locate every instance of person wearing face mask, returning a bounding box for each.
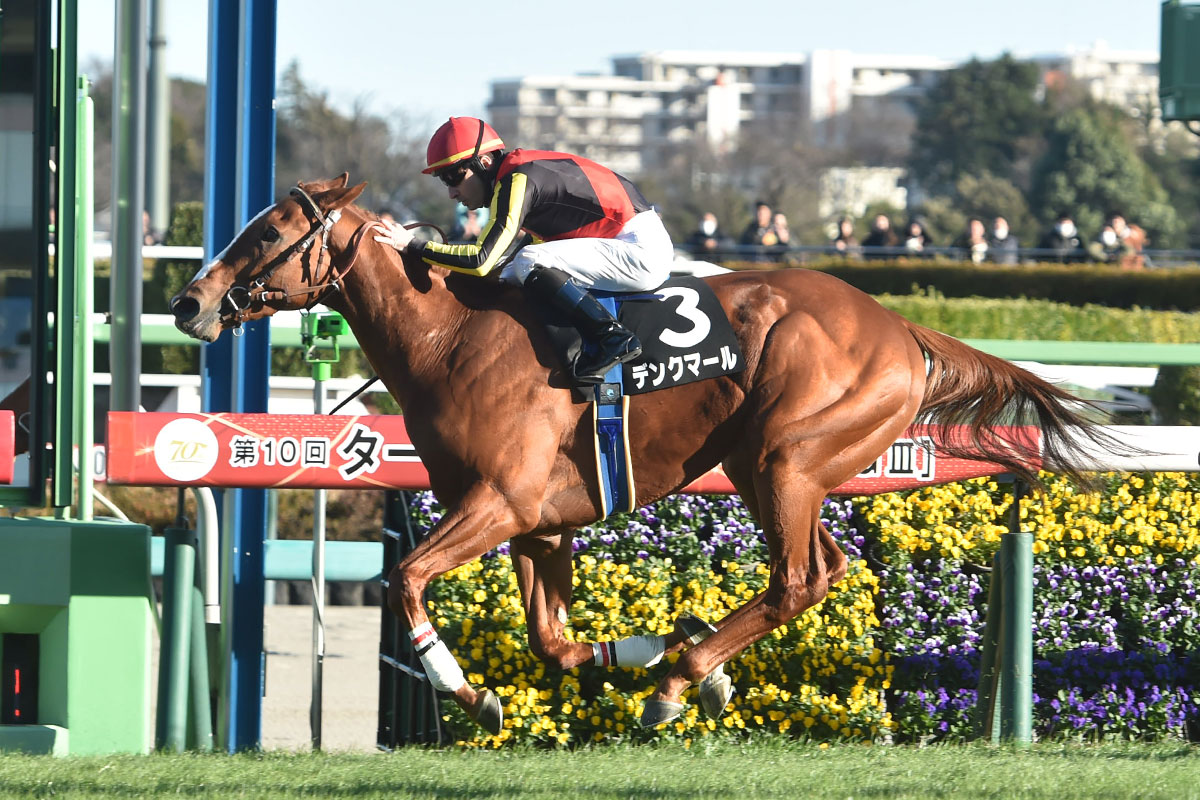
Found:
[1086,213,1149,268]
[901,218,934,260]
[1088,223,1124,264]
[1037,214,1085,264]
[953,218,989,264]
[769,212,792,262]
[1100,213,1147,269]
[987,216,1020,266]
[686,212,731,257]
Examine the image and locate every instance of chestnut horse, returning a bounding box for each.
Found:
[170,175,1107,733]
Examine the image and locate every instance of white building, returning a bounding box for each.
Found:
[1030,41,1160,118]
[488,49,954,174]
[486,44,1164,177]
[818,167,908,221]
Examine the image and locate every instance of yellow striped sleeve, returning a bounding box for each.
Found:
[420,172,529,277]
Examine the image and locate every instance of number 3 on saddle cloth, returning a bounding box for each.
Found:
[537,275,745,519]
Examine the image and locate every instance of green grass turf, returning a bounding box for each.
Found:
[1,739,1199,799]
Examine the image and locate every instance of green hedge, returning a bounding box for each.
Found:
[873,290,1200,342]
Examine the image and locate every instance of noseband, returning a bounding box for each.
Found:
[220,184,351,334]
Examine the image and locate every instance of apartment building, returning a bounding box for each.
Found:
[1032,41,1160,117]
[486,44,1161,176]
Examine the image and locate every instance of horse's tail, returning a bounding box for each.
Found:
[903,319,1120,490]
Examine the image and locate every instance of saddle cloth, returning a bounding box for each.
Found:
[533,276,745,519]
[540,275,745,394]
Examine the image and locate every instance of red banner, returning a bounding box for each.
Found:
[0,410,13,485]
[106,412,430,489]
[685,424,1041,495]
[107,412,1039,496]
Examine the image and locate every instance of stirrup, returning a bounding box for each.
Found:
[574,334,642,384]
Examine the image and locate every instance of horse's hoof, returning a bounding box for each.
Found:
[675,613,718,646]
[639,699,685,728]
[699,667,735,719]
[471,689,504,735]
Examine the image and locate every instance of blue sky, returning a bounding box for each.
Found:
[78,0,1165,137]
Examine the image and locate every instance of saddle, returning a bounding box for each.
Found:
[536,275,744,396]
[533,276,745,518]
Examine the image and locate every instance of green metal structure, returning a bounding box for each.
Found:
[0,0,156,755]
[974,480,1034,745]
[0,519,153,755]
[301,311,347,749]
[1160,1,1200,122]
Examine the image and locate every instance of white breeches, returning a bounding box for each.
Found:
[500,210,675,291]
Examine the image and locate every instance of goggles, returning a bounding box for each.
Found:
[436,165,470,188]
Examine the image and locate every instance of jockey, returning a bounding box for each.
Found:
[374,116,675,384]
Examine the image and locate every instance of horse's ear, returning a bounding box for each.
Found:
[298,173,350,195]
[298,175,342,195]
[325,181,366,212]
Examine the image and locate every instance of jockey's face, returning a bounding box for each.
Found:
[446,153,493,210]
[448,170,486,209]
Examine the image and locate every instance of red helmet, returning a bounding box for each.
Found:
[423,117,505,174]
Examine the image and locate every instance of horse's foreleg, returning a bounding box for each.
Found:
[511,531,695,671]
[385,485,532,734]
[511,531,592,670]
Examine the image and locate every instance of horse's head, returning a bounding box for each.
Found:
[169,173,366,342]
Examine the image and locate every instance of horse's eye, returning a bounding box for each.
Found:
[262,226,280,243]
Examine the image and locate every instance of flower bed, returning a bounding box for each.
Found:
[867,473,1200,742]
[409,472,1200,746]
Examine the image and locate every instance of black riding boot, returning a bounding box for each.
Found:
[524,266,642,384]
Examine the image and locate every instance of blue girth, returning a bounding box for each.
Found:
[592,294,634,518]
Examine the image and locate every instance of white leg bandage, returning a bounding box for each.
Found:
[593,635,666,668]
[410,622,466,693]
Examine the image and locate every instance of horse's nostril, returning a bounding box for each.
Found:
[170,294,200,322]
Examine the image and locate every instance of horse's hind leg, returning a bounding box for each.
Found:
[642,470,846,726]
[510,532,698,672]
[693,454,847,638]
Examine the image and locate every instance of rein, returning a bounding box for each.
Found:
[220,185,445,334]
[217,185,450,412]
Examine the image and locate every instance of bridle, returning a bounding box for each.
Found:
[219,184,446,334]
[221,184,363,334]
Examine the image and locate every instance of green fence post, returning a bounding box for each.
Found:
[156,527,195,751]
[975,550,1003,740]
[999,479,1033,745]
[187,583,214,752]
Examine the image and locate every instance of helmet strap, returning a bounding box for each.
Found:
[470,154,500,199]
[466,120,496,197]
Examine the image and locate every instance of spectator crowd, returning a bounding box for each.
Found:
[678,204,1151,269]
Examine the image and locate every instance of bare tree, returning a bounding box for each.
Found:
[275,62,443,222]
